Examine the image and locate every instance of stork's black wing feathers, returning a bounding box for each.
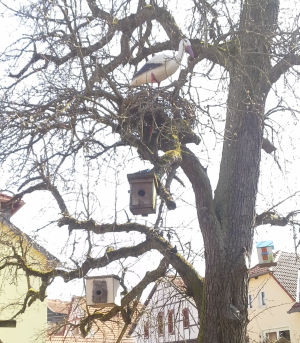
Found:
[132,63,162,79]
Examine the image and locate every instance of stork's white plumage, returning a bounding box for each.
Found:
[130,38,195,87]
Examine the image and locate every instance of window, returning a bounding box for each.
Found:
[261,291,266,306]
[279,330,290,340]
[265,331,277,342]
[248,294,253,309]
[168,310,174,334]
[0,320,16,327]
[144,321,149,339]
[263,329,290,342]
[258,291,266,307]
[182,308,189,328]
[157,312,164,336]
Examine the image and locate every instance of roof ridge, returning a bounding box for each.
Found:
[0,215,60,264]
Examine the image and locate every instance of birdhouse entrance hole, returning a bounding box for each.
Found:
[138,189,146,197]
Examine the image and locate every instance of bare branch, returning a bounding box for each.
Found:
[181,146,220,233]
[262,137,276,154]
[268,53,300,87]
[255,210,300,227]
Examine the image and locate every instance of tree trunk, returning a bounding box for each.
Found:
[202,83,265,342]
[195,1,279,342]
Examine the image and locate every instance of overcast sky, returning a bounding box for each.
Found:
[0,0,299,300]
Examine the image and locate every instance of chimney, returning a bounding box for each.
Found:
[0,193,24,219]
[256,240,275,265]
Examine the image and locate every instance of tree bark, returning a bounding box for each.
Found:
[183,1,280,342]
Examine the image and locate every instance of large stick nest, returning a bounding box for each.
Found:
[118,89,200,150]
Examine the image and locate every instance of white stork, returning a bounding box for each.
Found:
[130,38,195,87]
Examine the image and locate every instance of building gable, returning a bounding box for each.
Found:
[131,276,199,343]
[0,216,59,272]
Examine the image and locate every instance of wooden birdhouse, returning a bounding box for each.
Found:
[0,193,24,219]
[127,170,158,216]
[85,275,120,306]
[256,241,275,265]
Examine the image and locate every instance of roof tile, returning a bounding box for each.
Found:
[273,252,300,300]
[249,251,300,300]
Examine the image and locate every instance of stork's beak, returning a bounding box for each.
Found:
[185,45,195,59]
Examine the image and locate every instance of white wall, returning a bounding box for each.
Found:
[133,279,199,343]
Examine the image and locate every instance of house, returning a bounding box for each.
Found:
[0,193,59,343]
[131,276,199,343]
[47,296,136,343]
[247,251,300,343]
[47,299,71,336]
[131,249,300,343]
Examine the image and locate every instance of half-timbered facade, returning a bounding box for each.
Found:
[132,276,199,343]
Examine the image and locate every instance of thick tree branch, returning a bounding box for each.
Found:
[58,217,203,306]
[181,146,220,233]
[262,137,276,154]
[9,6,175,79]
[120,258,168,307]
[2,239,152,282]
[11,179,68,215]
[255,210,300,227]
[268,53,300,88]
[130,39,229,69]
[9,3,231,82]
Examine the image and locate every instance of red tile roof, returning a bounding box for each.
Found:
[47,297,135,343]
[48,299,70,315]
[248,264,271,278]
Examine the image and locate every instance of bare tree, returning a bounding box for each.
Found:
[0,0,300,342]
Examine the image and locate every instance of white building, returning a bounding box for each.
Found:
[132,249,300,343]
[132,276,199,343]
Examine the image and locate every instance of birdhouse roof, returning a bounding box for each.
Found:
[127,169,156,180]
[127,170,158,193]
[256,240,274,248]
